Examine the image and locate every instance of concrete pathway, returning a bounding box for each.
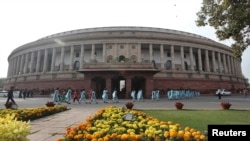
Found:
[1,95,249,141]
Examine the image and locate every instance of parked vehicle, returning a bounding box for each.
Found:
[215,89,231,96]
[0,91,20,97]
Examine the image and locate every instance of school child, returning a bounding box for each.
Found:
[79,89,88,104]
[73,89,80,104]
[137,88,144,102]
[102,88,109,103]
[53,87,60,104]
[131,88,136,102]
[89,89,98,104]
[112,88,119,103]
[65,87,72,104]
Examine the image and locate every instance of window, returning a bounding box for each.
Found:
[167,52,171,57]
[75,53,79,57]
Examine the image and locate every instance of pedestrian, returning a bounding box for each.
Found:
[137,88,144,102]
[65,87,72,104]
[5,86,17,106]
[53,87,60,104]
[23,89,27,99]
[112,88,118,103]
[79,89,88,104]
[131,88,136,102]
[73,89,80,104]
[151,88,156,101]
[102,88,109,103]
[89,89,98,104]
[155,88,160,101]
[218,91,222,100]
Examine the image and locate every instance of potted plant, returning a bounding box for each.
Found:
[125,102,134,109]
[221,101,231,110]
[45,101,55,107]
[175,101,184,110]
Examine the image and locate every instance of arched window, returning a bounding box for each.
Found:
[119,55,125,62]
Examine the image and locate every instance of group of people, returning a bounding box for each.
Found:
[52,87,98,104]
[130,88,144,102]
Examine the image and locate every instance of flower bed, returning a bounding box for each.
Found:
[0,105,68,121]
[57,106,207,141]
[0,113,30,141]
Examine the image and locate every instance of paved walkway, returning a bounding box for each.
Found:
[1,95,250,141]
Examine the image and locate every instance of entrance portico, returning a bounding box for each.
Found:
[78,62,159,99]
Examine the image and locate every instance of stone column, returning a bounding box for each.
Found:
[36,50,41,73]
[212,51,216,72]
[80,45,84,69]
[91,44,95,61]
[69,46,74,71]
[227,55,231,74]
[231,57,235,75]
[7,59,11,77]
[13,57,17,75]
[189,47,194,71]
[149,44,153,62]
[43,49,48,73]
[19,54,25,74]
[180,46,185,70]
[30,51,35,73]
[205,50,210,72]
[17,55,22,74]
[51,48,56,72]
[222,54,227,73]
[23,53,29,74]
[102,43,106,62]
[138,43,142,62]
[198,48,202,71]
[60,47,65,71]
[160,44,164,69]
[14,57,18,75]
[171,45,175,70]
[217,52,221,73]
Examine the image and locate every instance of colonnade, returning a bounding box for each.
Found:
[7,42,242,78]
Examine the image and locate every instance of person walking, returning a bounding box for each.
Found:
[5,86,17,106]
[102,88,109,103]
[89,89,98,104]
[73,89,80,104]
[151,88,156,101]
[131,88,136,102]
[65,87,72,104]
[79,89,88,104]
[137,88,144,102]
[112,88,119,103]
[53,87,60,104]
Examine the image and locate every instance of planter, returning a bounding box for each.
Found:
[45,102,55,107]
[5,102,12,109]
[125,102,134,109]
[175,102,184,110]
[221,102,231,110]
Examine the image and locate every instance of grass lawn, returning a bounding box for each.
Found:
[143,109,250,133]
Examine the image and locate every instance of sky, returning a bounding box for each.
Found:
[0,0,249,82]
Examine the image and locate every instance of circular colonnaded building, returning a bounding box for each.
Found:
[4,26,246,98]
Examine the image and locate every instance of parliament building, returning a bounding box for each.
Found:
[4,27,246,98]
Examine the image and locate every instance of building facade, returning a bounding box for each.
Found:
[4,27,246,98]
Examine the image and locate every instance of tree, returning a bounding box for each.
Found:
[196,0,250,61]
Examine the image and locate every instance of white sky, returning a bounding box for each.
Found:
[0,0,249,82]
